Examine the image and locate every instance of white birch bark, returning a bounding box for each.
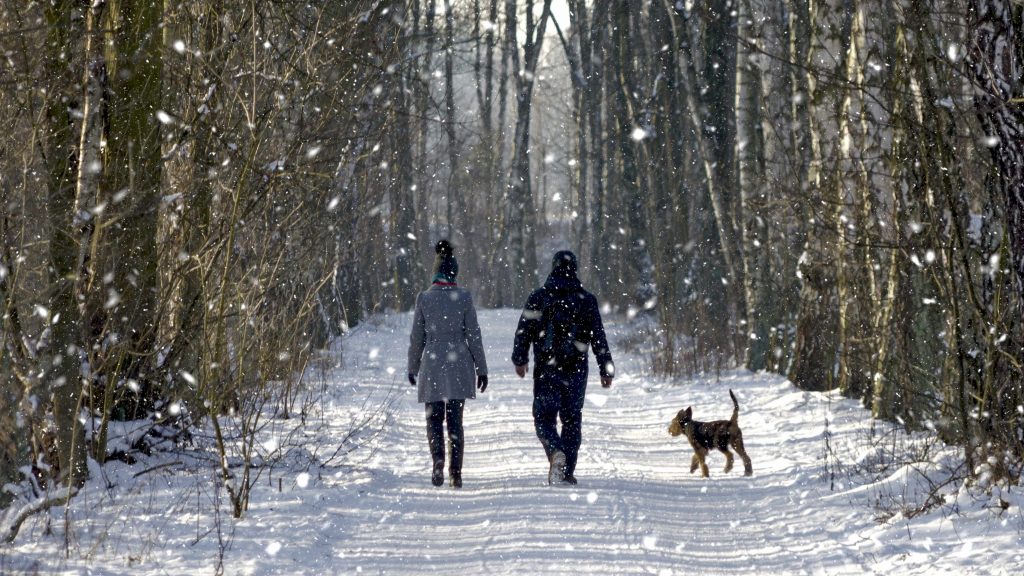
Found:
[789,0,849,391]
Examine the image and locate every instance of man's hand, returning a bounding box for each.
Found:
[408,373,417,386]
[515,364,528,378]
[601,376,613,388]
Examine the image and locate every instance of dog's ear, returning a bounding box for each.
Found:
[683,407,692,419]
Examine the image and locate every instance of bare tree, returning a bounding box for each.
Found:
[505,0,552,303]
[787,0,849,392]
[967,0,1024,296]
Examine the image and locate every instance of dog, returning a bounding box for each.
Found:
[667,389,753,477]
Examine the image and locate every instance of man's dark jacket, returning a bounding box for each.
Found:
[511,271,613,379]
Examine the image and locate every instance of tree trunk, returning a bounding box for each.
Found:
[102,0,164,402]
[788,0,850,392]
[562,3,589,260]
[648,0,687,370]
[967,0,1024,309]
[443,0,460,241]
[674,4,741,353]
[735,0,769,371]
[158,1,222,411]
[612,0,656,307]
[39,1,83,488]
[703,0,743,330]
[588,1,610,295]
[965,0,1024,470]
[414,0,436,282]
[846,0,896,413]
[54,0,109,486]
[752,0,796,373]
[392,3,418,310]
[505,0,552,303]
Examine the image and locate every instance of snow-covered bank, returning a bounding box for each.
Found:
[2,309,1022,575]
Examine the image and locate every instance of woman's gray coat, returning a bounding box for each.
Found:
[408,285,488,403]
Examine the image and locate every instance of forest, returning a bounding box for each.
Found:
[0,0,1022,527]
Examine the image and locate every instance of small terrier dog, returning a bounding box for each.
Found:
[668,389,753,477]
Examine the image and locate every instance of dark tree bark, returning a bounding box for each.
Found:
[588,1,610,296]
[41,1,82,482]
[611,0,656,307]
[505,0,553,303]
[967,0,1024,307]
[443,0,460,240]
[735,0,768,370]
[55,0,109,486]
[392,2,419,310]
[101,0,164,395]
[414,0,437,280]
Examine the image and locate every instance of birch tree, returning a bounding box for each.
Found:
[788,0,849,392]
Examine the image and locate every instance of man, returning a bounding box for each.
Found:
[512,250,614,485]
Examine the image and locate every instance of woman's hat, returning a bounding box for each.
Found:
[432,239,458,282]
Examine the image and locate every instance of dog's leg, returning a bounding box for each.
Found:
[697,450,710,477]
[689,453,700,474]
[732,433,753,476]
[722,449,734,474]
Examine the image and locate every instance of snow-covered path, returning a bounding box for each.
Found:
[299,310,871,575]
[5,309,1023,575]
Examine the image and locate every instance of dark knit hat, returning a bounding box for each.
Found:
[432,239,459,283]
[551,250,578,276]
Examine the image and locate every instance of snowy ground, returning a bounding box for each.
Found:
[3,309,1023,575]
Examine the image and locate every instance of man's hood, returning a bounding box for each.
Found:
[543,271,583,294]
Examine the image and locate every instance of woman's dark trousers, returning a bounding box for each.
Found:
[425,399,465,480]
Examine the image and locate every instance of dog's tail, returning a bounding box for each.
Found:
[729,389,740,424]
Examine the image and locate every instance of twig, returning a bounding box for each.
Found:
[131,461,184,478]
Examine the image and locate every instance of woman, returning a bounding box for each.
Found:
[407,240,488,488]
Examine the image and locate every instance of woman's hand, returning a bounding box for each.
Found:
[477,374,488,392]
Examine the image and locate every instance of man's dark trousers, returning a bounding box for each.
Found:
[532,367,587,477]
